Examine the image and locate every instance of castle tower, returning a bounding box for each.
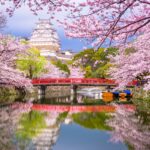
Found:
[30,19,60,56]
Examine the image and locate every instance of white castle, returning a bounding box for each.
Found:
[29,19,84,78]
[30,19,73,60]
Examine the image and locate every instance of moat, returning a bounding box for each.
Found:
[0,89,149,150]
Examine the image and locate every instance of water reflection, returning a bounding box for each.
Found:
[0,100,149,150]
[107,105,150,150]
[34,94,132,105]
[0,103,61,150]
[0,103,136,150]
[16,110,60,150]
[72,112,111,131]
[0,103,32,150]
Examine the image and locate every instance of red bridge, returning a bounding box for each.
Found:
[32,78,137,86]
[32,78,137,99]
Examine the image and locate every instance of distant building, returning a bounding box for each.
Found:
[30,19,73,60]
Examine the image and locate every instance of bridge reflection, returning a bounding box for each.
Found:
[8,102,135,113]
[32,104,135,113]
[37,93,132,105]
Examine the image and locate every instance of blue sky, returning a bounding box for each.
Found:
[1,5,87,52]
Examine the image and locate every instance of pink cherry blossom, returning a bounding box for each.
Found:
[0,34,31,88]
[110,32,150,90]
[107,105,150,150]
[0,12,6,29]
[41,62,67,78]
[69,66,84,78]
[41,62,84,78]
[1,1,150,47]
[59,0,150,47]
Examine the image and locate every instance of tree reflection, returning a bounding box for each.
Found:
[0,103,32,150]
[107,105,150,150]
[16,111,47,139]
[57,111,68,123]
[0,103,62,150]
[15,110,61,150]
[72,112,111,131]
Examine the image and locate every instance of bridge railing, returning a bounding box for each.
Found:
[32,78,138,87]
[32,78,117,85]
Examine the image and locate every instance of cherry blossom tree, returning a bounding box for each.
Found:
[107,105,150,150]
[41,61,84,78]
[0,12,6,29]
[41,62,66,78]
[1,0,149,88]
[62,0,150,47]
[0,0,68,16]
[69,66,84,78]
[110,32,150,90]
[0,34,31,88]
[1,1,150,47]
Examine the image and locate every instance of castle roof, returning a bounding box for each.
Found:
[30,19,60,52]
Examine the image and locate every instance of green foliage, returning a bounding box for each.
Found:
[125,47,136,55]
[133,97,150,125]
[84,66,92,78]
[20,39,29,45]
[125,142,135,150]
[16,111,47,140]
[52,60,70,75]
[0,87,16,96]
[0,87,20,103]
[73,47,118,78]
[72,112,112,131]
[16,47,48,79]
[57,111,68,123]
[131,87,150,125]
[65,60,73,65]
[133,97,150,113]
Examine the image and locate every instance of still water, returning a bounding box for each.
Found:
[0,90,149,150]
